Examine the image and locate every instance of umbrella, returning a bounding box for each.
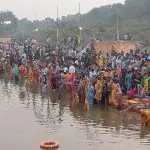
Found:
[31,39,38,45]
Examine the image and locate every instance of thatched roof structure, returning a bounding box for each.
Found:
[0,38,11,43]
[94,40,136,54]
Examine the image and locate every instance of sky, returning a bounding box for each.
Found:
[1,0,124,20]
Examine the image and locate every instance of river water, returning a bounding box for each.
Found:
[0,79,150,150]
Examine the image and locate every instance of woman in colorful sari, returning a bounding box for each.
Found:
[109,79,122,109]
[95,77,104,105]
[50,73,57,91]
[58,71,66,98]
[77,75,87,103]
[7,63,12,79]
[0,58,3,73]
[125,71,132,91]
[86,80,95,106]
[13,63,19,82]
[19,64,25,80]
[24,66,29,78]
[65,73,73,91]
[28,67,34,87]
[19,64,25,74]
[33,66,39,83]
[101,79,110,107]
[97,51,104,67]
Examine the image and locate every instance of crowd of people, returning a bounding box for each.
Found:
[0,39,150,110]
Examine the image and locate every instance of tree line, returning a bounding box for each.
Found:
[1,0,150,42]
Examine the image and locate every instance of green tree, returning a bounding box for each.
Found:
[0,10,18,35]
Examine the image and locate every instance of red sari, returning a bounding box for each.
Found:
[65,73,74,91]
[33,67,39,83]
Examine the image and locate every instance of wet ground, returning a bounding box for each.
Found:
[0,79,150,150]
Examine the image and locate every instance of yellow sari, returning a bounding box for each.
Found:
[28,69,34,84]
[109,83,121,108]
[97,55,104,67]
[144,78,149,94]
[95,79,103,101]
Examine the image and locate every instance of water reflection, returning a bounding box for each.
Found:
[0,80,150,150]
[72,105,150,138]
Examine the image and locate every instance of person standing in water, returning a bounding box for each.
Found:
[13,63,19,82]
[86,80,95,106]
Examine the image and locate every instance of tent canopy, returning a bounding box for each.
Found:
[0,38,11,43]
[94,40,136,54]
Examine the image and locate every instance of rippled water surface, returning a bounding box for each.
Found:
[0,79,150,150]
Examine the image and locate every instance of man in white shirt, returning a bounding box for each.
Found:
[116,58,121,68]
[69,64,75,74]
[75,60,79,66]
[21,52,27,65]
[76,52,82,61]
[44,67,49,75]
[89,69,97,79]
[81,48,86,55]
[87,42,91,50]
[71,49,76,61]
[63,66,68,73]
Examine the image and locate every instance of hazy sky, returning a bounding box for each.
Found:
[1,0,124,20]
